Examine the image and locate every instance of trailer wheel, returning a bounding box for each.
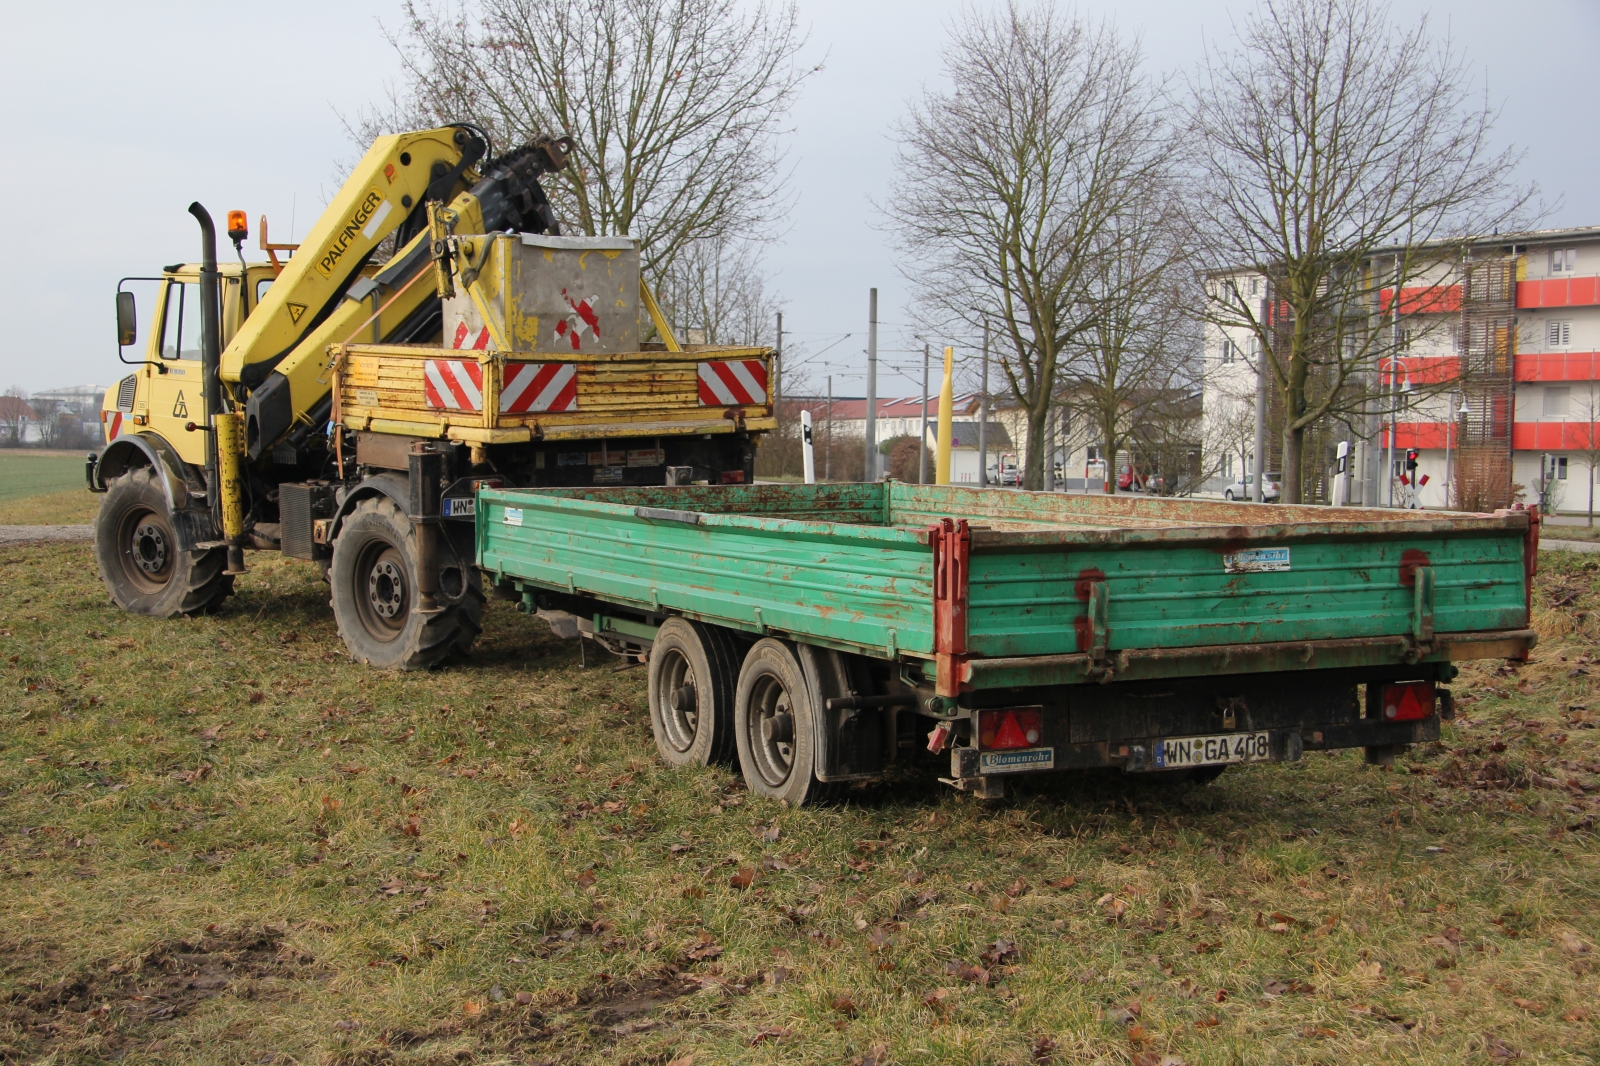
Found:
[648,618,739,767]
[94,468,233,617]
[734,638,830,806]
[330,495,483,670]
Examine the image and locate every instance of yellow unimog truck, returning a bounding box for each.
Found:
[91,125,774,668]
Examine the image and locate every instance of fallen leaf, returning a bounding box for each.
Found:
[248,691,265,704]
[1487,1035,1521,1061]
[1512,998,1546,1014]
[1126,1024,1149,1043]
[575,869,597,889]
[321,795,342,814]
[1261,979,1290,999]
[1194,1017,1219,1030]
[980,939,1020,966]
[333,1018,358,1031]
[1048,875,1077,890]
[1301,1026,1336,1038]
[830,994,858,1017]
[686,932,723,961]
[514,991,533,1006]
[944,960,990,986]
[1352,960,1384,979]
[762,824,781,842]
[1555,930,1592,955]
[748,1026,787,1046]
[461,1000,482,1017]
[1032,1035,1056,1063]
[1006,878,1028,898]
[730,866,757,889]
[1562,1007,1592,1022]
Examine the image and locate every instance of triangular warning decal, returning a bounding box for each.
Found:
[171,391,188,419]
[287,303,307,324]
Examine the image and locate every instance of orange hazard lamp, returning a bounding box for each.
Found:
[227,210,249,247]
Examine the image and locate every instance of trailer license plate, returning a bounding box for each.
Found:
[1154,732,1271,769]
[978,747,1055,773]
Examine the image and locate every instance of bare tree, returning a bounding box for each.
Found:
[1060,188,1198,493]
[368,0,812,278]
[655,235,781,348]
[885,4,1167,490]
[1185,0,1532,502]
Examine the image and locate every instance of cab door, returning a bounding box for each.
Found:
[142,276,212,466]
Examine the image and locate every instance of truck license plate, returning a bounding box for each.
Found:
[442,497,475,517]
[1153,731,1271,769]
[978,747,1055,773]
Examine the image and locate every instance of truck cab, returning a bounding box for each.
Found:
[102,262,280,465]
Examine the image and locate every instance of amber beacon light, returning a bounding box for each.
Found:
[226,210,249,244]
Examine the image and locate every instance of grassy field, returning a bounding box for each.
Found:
[1,543,1596,1065]
[0,450,99,525]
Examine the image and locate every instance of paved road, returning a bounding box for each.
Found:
[1541,538,1600,553]
[0,524,93,544]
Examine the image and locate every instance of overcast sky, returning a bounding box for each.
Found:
[1,0,1595,399]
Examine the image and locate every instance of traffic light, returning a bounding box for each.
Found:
[1405,449,1419,472]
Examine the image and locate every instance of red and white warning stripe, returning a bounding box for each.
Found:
[424,360,484,411]
[452,320,492,351]
[501,362,578,413]
[103,410,124,442]
[425,359,578,413]
[697,359,768,406]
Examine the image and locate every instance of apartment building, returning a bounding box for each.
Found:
[1201,225,1600,511]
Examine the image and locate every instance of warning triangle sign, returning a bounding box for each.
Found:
[287,303,307,324]
[171,391,188,419]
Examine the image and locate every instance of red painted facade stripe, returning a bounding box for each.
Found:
[1381,355,1461,385]
[1515,352,1600,382]
[1382,422,1455,449]
[1512,422,1600,450]
[1380,285,1462,315]
[1518,277,1600,309]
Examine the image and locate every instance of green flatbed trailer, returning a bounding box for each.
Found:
[475,482,1540,803]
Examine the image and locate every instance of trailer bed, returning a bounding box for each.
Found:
[475,483,1537,695]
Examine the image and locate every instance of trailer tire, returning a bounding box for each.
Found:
[329,495,483,670]
[734,638,832,806]
[95,468,233,617]
[648,618,739,768]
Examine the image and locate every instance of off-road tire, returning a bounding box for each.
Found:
[733,638,833,806]
[329,495,483,670]
[647,618,740,768]
[95,467,233,617]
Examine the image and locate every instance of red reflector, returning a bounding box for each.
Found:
[979,707,1044,750]
[1381,682,1434,722]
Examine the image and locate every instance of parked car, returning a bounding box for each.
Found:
[988,453,1021,486]
[1223,471,1281,501]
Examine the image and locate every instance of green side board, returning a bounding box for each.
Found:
[476,483,1532,683]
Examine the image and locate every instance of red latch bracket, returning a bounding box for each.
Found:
[930,518,971,696]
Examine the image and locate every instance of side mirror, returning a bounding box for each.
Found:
[116,291,137,347]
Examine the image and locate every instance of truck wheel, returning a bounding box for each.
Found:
[734,638,830,806]
[94,467,233,617]
[330,495,483,670]
[648,618,739,767]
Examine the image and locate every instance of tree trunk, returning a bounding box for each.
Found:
[1101,409,1120,495]
[1022,404,1048,491]
[1281,422,1304,505]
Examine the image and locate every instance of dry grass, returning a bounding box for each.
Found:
[0,490,100,525]
[1,543,1597,1065]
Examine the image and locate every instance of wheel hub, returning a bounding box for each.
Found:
[368,559,406,619]
[131,521,168,576]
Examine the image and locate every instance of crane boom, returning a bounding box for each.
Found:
[226,126,567,459]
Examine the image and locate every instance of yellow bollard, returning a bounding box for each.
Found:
[936,345,954,484]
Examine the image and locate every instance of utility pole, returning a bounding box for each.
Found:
[978,323,989,488]
[865,289,878,481]
[774,310,784,461]
[919,343,930,484]
[825,375,833,481]
[1253,334,1267,504]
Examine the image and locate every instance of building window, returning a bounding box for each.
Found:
[1086,445,1102,462]
[1550,249,1579,274]
[1558,457,1569,480]
[1220,338,1235,364]
[1222,454,1233,478]
[1548,320,1572,348]
[1544,386,1571,419]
